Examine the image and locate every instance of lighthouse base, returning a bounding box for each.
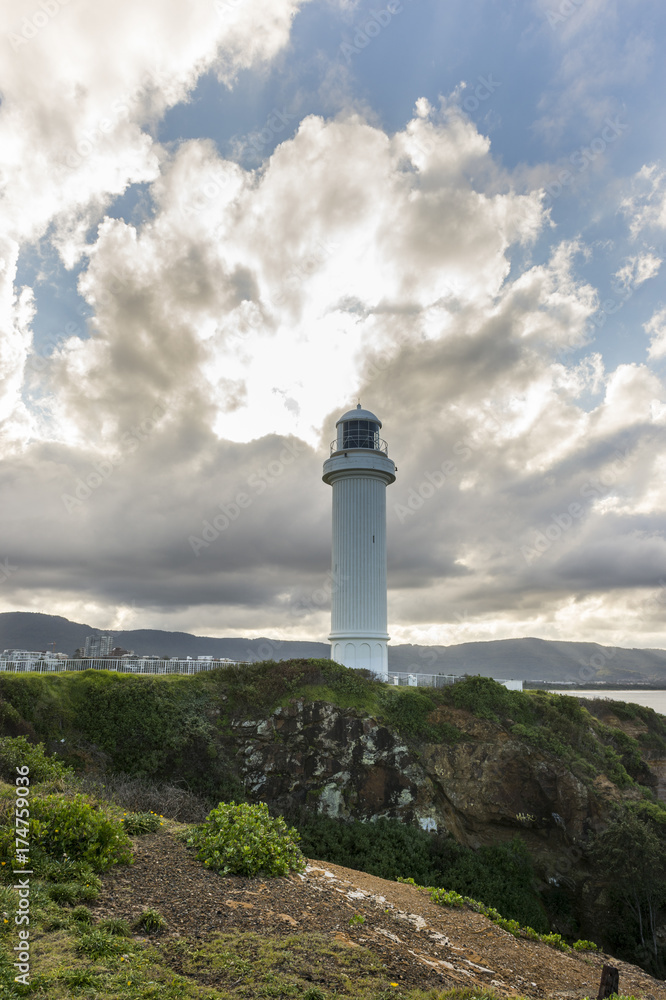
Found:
[329,634,389,680]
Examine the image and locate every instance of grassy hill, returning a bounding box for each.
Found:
[1,659,665,979]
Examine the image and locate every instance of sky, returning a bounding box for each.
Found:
[1,0,666,650]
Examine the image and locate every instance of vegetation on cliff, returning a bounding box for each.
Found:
[1,661,666,975]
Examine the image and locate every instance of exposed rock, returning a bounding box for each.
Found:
[227,698,641,870]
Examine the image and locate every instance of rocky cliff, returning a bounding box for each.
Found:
[225,694,661,880]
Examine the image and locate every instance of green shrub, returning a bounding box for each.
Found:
[303,989,327,1000]
[377,688,462,743]
[122,810,163,834]
[29,794,133,871]
[76,929,129,959]
[33,857,99,884]
[539,931,571,952]
[133,907,167,934]
[46,880,100,905]
[69,905,94,925]
[573,938,599,952]
[188,801,306,877]
[0,736,72,783]
[98,916,131,937]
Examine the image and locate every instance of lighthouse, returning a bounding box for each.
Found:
[322,404,396,679]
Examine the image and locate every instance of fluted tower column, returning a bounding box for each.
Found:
[322,404,396,679]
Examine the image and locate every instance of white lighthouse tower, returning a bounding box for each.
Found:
[322,404,396,679]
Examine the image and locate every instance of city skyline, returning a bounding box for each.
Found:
[1,1,666,648]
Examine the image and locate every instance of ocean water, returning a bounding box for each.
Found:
[548,689,666,716]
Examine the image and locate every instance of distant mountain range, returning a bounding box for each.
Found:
[2,612,666,684]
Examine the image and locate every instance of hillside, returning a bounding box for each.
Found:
[1,658,666,977]
[88,826,666,1000]
[3,611,666,683]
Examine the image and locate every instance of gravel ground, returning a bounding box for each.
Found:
[90,828,666,999]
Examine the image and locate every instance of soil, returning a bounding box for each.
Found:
[91,828,666,999]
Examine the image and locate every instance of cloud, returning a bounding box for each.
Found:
[621,163,666,238]
[0,0,309,250]
[645,306,666,361]
[3,47,666,650]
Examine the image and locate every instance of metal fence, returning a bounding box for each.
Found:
[388,672,523,690]
[0,658,251,675]
[388,672,459,688]
[0,659,523,689]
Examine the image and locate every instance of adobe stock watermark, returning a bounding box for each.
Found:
[543,117,628,206]
[521,447,632,564]
[562,579,666,686]
[183,106,297,219]
[340,1,405,63]
[61,400,171,514]
[0,557,18,587]
[228,239,339,344]
[189,440,303,555]
[60,65,170,169]
[393,412,504,524]
[27,322,83,374]
[546,0,587,29]
[406,75,501,166]
[8,0,72,52]
[291,570,348,619]
[235,571,348,663]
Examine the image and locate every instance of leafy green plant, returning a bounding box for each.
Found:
[539,932,571,952]
[98,916,131,936]
[46,880,100,905]
[69,905,94,925]
[133,907,167,933]
[33,856,99,884]
[349,913,366,926]
[76,928,130,959]
[573,938,599,952]
[28,793,133,870]
[377,688,462,743]
[188,801,306,877]
[122,810,163,834]
[0,735,72,783]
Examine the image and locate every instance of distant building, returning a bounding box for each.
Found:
[83,634,114,657]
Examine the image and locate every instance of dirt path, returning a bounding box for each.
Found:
[91,829,666,998]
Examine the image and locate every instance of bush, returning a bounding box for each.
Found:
[539,931,571,952]
[46,881,100,905]
[133,907,167,934]
[76,929,129,959]
[122,810,163,835]
[188,801,306,877]
[573,938,599,952]
[69,905,94,925]
[0,736,72,783]
[25,794,133,871]
[98,916,131,937]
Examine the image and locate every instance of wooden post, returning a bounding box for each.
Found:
[597,963,619,1000]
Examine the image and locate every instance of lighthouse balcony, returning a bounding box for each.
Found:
[330,436,389,456]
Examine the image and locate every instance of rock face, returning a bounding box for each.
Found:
[233,701,438,829]
[228,699,648,870]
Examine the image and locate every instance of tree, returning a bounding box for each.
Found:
[590,811,666,973]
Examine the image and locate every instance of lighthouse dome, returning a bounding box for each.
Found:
[335,404,382,429]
